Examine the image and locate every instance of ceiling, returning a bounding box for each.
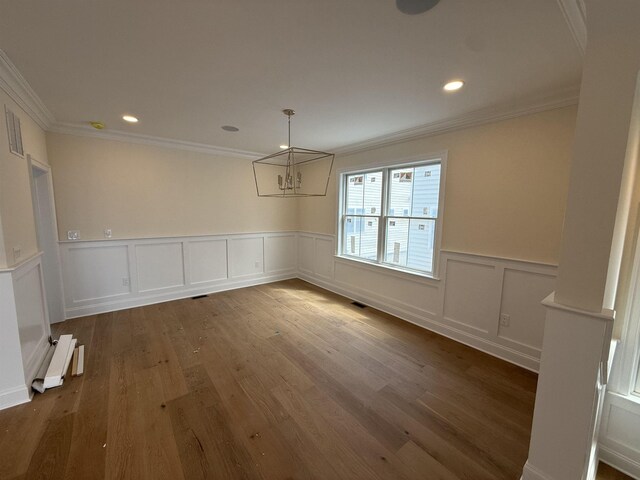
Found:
[0,0,582,155]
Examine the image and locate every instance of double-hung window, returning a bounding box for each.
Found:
[339,157,444,277]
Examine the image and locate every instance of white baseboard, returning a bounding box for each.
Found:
[521,462,554,480]
[0,385,31,410]
[600,442,640,479]
[65,271,297,318]
[298,272,541,372]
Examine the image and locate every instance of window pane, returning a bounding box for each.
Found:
[388,163,441,218]
[346,174,364,214]
[412,164,441,217]
[407,219,435,273]
[385,218,409,265]
[388,168,413,217]
[346,171,382,216]
[363,171,382,215]
[385,218,435,273]
[344,216,378,260]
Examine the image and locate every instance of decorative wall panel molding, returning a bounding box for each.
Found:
[599,392,640,479]
[59,230,556,371]
[59,232,298,319]
[0,253,50,410]
[297,232,557,372]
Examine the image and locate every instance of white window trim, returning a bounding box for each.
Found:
[609,223,640,399]
[335,151,447,280]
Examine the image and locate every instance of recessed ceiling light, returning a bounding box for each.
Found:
[221,125,239,132]
[396,0,440,15]
[280,144,289,149]
[122,115,139,123]
[90,121,105,130]
[443,80,465,92]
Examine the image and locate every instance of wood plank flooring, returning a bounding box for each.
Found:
[0,279,627,479]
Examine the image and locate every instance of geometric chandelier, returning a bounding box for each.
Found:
[252,109,334,197]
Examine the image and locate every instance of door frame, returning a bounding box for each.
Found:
[28,155,65,323]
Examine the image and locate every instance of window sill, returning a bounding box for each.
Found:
[334,254,440,286]
[605,390,640,412]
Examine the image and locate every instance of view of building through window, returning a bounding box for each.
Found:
[342,160,442,275]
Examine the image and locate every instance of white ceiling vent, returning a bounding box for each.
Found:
[5,106,24,156]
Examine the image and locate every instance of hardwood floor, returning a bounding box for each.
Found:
[0,278,580,479]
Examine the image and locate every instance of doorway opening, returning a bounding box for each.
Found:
[29,156,64,324]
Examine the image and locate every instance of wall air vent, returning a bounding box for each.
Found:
[5,107,24,157]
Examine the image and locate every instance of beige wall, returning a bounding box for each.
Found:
[6,105,576,269]
[298,105,577,266]
[46,133,298,241]
[0,87,48,268]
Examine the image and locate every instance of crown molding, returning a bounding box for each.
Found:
[0,49,55,130]
[556,0,587,55]
[1,47,581,161]
[48,123,264,160]
[333,86,581,156]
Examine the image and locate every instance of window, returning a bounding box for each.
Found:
[5,107,24,157]
[339,157,444,276]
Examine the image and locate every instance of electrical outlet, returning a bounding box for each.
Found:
[67,230,80,240]
[13,246,21,260]
[500,313,510,327]
[122,278,130,287]
[104,229,112,238]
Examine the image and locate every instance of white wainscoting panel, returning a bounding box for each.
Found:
[334,258,439,319]
[0,253,51,410]
[188,239,228,284]
[229,236,264,278]
[442,259,498,335]
[599,392,640,479]
[297,232,556,372]
[499,268,555,352]
[298,234,315,274]
[314,237,335,280]
[60,232,298,318]
[265,234,297,274]
[13,261,49,375]
[63,244,130,304]
[136,242,185,292]
[58,230,555,371]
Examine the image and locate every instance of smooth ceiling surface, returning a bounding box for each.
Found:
[0,0,582,153]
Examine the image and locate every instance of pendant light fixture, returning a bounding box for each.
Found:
[252,109,334,197]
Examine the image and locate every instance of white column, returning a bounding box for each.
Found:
[522,294,614,480]
[523,1,640,479]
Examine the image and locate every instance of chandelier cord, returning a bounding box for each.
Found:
[286,111,293,192]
